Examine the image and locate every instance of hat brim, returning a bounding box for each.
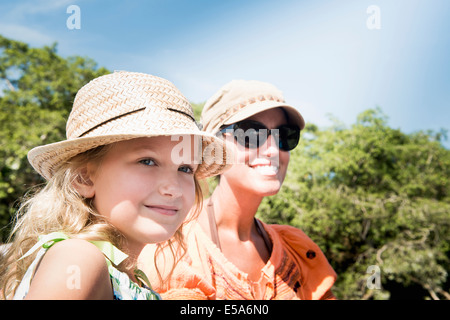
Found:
[28,131,230,181]
[223,101,305,130]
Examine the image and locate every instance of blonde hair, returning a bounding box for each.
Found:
[0,143,203,299]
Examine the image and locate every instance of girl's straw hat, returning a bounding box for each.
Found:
[28,71,230,180]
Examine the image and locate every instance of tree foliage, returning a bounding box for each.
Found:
[256,108,450,299]
[0,35,109,240]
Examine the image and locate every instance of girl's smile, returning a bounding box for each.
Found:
[144,204,179,216]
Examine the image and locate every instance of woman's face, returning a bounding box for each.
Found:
[220,108,291,197]
[84,136,198,248]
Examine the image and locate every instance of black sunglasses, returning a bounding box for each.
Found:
[218,120,300,151]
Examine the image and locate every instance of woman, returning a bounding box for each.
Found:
[140,79,336,300]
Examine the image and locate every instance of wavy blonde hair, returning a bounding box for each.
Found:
[0,143,203,299]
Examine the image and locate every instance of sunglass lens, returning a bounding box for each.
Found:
[235,121,267,149]
[279,125,300,151]
[225,121,300,151]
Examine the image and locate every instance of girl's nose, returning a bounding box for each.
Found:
[158,173,183,199]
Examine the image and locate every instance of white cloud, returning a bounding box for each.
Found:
[8,0,74,17]
[0,23,54,46]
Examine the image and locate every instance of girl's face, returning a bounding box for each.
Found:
[85,136,198,249]
[221,108,291,197]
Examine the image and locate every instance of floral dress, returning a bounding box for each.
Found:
[13,232,161,300]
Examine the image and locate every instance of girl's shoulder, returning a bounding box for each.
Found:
[40,238,109,272]
[24,238,113,299]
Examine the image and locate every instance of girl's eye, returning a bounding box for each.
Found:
[179,165,194,174]
[139,158,156,166]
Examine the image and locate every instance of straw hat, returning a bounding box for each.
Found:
[28,71,230,180]
[201,79,305,134]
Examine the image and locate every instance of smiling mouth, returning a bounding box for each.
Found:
[250,164,279,176]
[145,205,179,216]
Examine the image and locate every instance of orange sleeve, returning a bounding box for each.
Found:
[268,224,337,300]
[156,256,217,300]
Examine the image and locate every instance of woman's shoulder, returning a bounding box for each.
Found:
[262,222,312,244]
[25,238,113,299]
[262,222,328,260]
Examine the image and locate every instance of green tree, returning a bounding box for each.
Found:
[257,107,450,299]
[0,35,109,241]
[191,102,204,121]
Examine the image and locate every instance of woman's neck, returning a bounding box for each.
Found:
[204,178,263,240]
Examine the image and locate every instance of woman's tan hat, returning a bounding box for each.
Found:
[201,79,305,134]
[28,71,230,180]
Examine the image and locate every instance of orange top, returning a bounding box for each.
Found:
[152,220,337,300]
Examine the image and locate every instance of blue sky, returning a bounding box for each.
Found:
[1,0,449,147]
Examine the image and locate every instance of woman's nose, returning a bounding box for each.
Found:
[260,132,281,158]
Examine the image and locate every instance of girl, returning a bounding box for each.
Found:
[0,71,229,300]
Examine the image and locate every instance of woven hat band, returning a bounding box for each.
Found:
[78,107,197,138]
[66,71,195,140]
[215,94,285,128]
[78,107,145,137]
